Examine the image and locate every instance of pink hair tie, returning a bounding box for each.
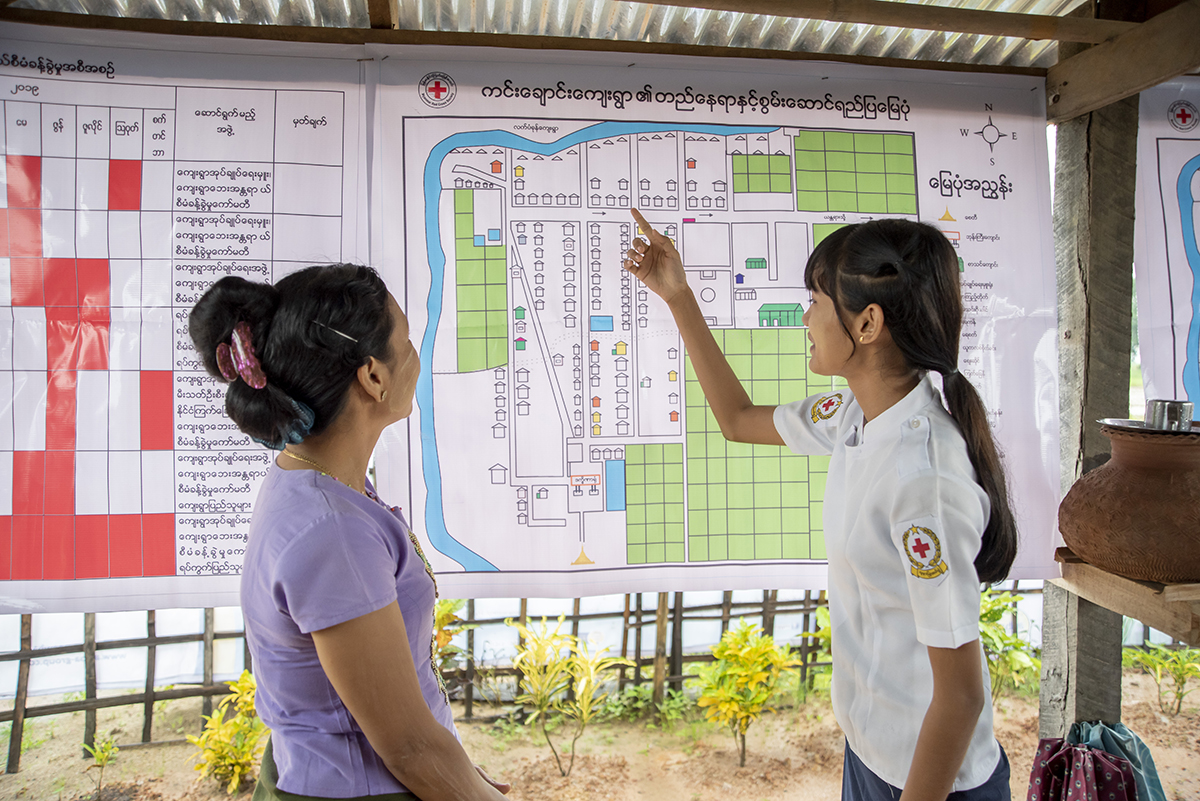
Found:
[215,321,267,390]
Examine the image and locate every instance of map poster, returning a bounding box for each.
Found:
[375,47,1060,599]
[0,23,367,613]
[1135,78,1200,405]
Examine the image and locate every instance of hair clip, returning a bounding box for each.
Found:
[216,322,267,389]
[312,320,359,344]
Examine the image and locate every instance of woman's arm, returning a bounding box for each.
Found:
[901,639,987,801]
[312,602,509,801]
[624,208,783,446]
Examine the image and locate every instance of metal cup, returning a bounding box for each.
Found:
[1144,399,1195,431]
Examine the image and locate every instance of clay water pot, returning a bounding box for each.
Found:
[1058,422,1200,584]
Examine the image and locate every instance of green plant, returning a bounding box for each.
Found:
[598,683,655,722]
[83,735,119,798]
[697,619,799,767]
[507,615,631,777]
[434,599,477,674]
[979,590,1041,699]
[652,688,694,731]
[1126,644,1200,716]
[795,606,832,704]
[187,670,270,794]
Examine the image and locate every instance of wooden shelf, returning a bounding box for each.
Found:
[1050,548,1200,645]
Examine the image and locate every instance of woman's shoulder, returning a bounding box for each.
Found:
[251,467,400,548]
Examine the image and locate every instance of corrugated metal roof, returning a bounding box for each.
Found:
[5,0,1088,67]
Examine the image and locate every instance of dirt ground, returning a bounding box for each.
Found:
[0,671,1196,801]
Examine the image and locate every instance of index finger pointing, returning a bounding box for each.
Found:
[630,207,656,239]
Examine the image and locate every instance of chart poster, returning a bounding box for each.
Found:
[1135,78,1200,405]
[0,23,368,612]
[374,47,1060,598]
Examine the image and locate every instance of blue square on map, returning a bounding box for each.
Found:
[488,229,501,241]
[474,235,485,246]
[590,316,614,332]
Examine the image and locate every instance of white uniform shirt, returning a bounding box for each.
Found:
[774,375,1000,791]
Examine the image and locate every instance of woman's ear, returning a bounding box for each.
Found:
[854,303,887,345]
[356,356,387,402]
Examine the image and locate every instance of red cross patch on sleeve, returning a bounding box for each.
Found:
[810,393,844,424]
[902,525,949,580]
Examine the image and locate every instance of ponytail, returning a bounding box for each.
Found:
[806,220,1018,584]
[941,370,1017,584]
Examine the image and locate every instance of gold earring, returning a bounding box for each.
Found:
[859,335,865,343]
[381,390,388,402]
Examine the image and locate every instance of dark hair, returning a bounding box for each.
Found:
[805,220,1017,584]
[188,264,395,449]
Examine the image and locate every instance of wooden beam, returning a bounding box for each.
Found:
[648,0,1134,43]
[367,0,395,30]
[0,7,1044,77]
[1047,0,1200,123]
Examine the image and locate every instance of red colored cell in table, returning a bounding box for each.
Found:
[78,259,110,308]
[0,517,11,580]
[44,450,75,514]
[46,309,81,372]
[13,451,45,515]
[110,515,143,577]
[75,515,109,579]
[10,259,44,307]
[108,161,142,211]
[44,258,78,307]
[8,208,43,260]
[141,371,174,450]
[78,308,110,371]
[43,515,74,580]
[6,155,41,209]
[12,516,43,580]
[142,514,175,577]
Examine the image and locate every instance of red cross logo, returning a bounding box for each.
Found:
[428,81,448,99]
[1177,107,1194,126]
[821,397,839,413]
[911,537,931,559]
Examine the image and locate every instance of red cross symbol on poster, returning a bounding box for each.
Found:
[1177,106,1194,127]
[427,81,448,100]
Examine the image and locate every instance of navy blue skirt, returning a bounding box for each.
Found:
[842,741,1011,801]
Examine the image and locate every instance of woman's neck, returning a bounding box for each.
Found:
[845,365,920,424]
[276,405,382,493]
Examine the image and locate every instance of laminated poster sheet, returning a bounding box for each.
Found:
[0,23,368,612]
[373,47,1060,599]
[1135,78,1200,405]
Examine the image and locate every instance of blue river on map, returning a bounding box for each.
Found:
[418,121,776,571]
[1180,154,1200,402]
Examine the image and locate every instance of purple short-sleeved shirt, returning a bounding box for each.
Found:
[241,463,456,798]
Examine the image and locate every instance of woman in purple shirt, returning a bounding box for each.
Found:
[190,265,509,801]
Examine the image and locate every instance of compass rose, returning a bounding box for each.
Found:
[974,115,1008,153]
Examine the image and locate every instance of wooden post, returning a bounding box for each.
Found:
[1040,1,1139,738]
[633,593,644,685]
[567,598,582,702]
[202,609,215,719]
[762,589,778,636]
[83,613,97,758]
[669,591,684,693]
[142,611,157,743]
[464,599,475,719]
[1040,583,1123,736]
[618,594,631,692]
[6,615,32,773]
[652,593,669,707]
[516,598,528,697]
[720,590,733,635]
[799,591,812,689]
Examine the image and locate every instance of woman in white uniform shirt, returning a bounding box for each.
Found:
[624,211,1016,801]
